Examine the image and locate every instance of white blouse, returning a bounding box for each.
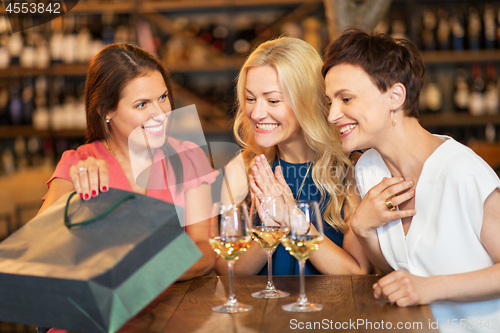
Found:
[355,135,500,333]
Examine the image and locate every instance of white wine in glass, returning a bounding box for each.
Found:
[210,202,253,313]
[281,200,324,312]
[250,195,290,298]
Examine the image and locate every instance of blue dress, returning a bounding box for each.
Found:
[258,158,344,276]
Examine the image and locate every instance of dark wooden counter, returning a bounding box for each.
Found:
[118,275,435,332]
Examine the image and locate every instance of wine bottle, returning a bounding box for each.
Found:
[50,17,64,64]
[0,16,9,70]
[0,82,9,125]
[421,9,437,51]
[436,9,450,50]
[20,33,36,68]
[76,16,91,64]
[21,77,34,125]
[35,40,50,69]
[102,13,115,45]
[8,32,24,66]
[14,136,27,170]
[424,72,443,113]
[484,64,499,115]
[467,7,481,50]
[33,76,50,131]
[453,68,469,113]
[9,80,23,125]
[484,4,496,50]
[469,64,486,116]
[62,15,77,65]
[450,12,465,51]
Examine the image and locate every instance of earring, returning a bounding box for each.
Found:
[106,118,110,124]
[391,110,396,127]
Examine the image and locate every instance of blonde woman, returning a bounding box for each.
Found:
[215,37,370,276]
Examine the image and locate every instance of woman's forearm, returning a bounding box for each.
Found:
[429,264,500,303]
[351,225,393,274]
[308,237,370,275]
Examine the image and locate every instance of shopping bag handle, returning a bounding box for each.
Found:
[64,191,136,229]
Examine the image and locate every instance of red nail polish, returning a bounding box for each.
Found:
[84,193,89,200]
[92,190,97,196]
[102,186,107,191]
[79,193,83,199]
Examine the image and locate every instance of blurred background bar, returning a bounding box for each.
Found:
[0,0,499,282]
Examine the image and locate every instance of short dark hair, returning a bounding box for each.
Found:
[322,28,424,118]
[85,43,175,143]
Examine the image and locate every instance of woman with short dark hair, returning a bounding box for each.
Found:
[323,28,500,331]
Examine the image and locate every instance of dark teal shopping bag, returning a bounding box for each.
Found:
[0,188,202,333]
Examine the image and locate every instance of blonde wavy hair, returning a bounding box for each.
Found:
[233,37,353,231]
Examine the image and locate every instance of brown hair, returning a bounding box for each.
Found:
[85,43,175,143]
[322,28,425,118]
[84,43,183,189]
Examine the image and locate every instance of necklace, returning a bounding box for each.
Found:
[277,156,313,201]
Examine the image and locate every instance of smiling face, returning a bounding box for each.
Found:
[244,65,302,150]
[325,64,392,153]
[107,70,171,150]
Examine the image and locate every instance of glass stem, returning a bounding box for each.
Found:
[297,260,308,304]
[266,250,275,290]
[227,260,236,304]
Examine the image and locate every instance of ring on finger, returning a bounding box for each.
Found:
[78,167,88,174]
[385,199,396,210]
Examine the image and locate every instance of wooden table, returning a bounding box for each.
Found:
[118,275,436,332]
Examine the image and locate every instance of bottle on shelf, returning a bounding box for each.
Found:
[450,11,465,51]
[483,4,496,50]
[50,17,64,64]
[76,15,92,64]
[497,6,500,48]
[453,67,469,113]
[467,7,481,50]
[14,136,27,170]
[21,77,34,125]
[35,40,50,69]
[9,80,23,126]
[421,9,437,51]
[424,72,443,114]
[32,76,50,131]
[62,14,77,65]
[0,81,9,125]
[484,63,499,115]
[0,16,9,70]
[436,9,450,50]
[468,64,486,116]
[20,32,36,68]
[485,123,496,143]
[8,32,24,66]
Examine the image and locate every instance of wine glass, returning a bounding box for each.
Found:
[209,201,253,313]
[281,200,324,312]
[250,195,290,298]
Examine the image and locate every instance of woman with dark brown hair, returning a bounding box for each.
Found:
[39,43,218,281]
[323,28,500,331]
